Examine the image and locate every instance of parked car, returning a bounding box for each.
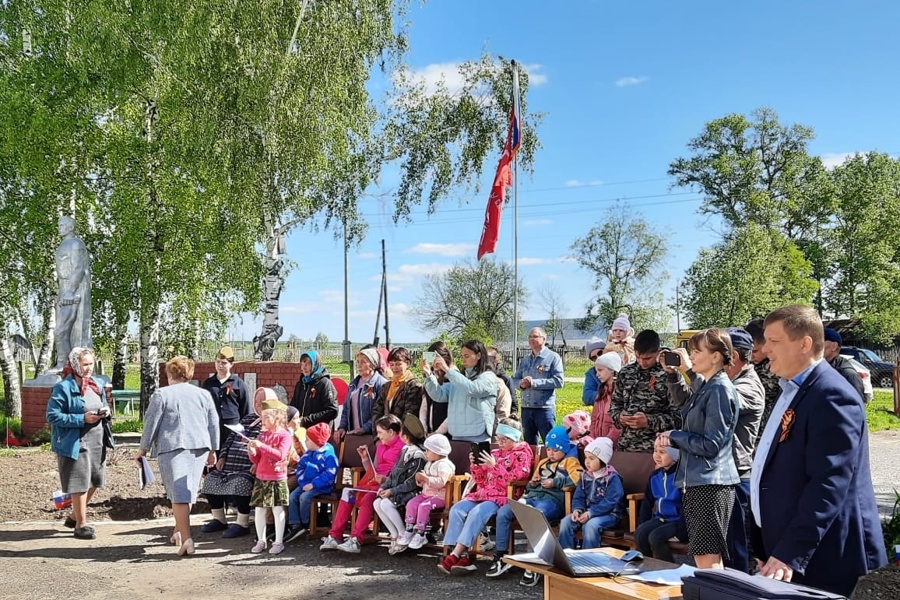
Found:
[839,346,895,388]
[842,355,874,402]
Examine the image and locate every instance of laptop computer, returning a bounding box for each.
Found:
[509,501,642,577]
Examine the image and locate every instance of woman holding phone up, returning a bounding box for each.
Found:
[422,339,497,451]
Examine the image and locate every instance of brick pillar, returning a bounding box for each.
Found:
[21,386,54,436]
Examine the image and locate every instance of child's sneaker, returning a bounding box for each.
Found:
[438,553,459,574]
[284,525,307,543]
[450,554,477,575]
[337,537,361,554]
[486,555,513,578]
[268,542,285,555]
[250,540,267,554]
[519,570,542,587]
[479,532,496,551]
[388,539,404,555]
[319,535,341,551]
[397,530,414,546]
[408,532,427,550]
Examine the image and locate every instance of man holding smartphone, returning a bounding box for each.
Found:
[512,327,564,445]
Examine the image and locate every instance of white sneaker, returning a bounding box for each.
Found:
[479,533,496,551]
[398,531,414,546]
[319,535,341,551]
[408,532,427,550]
[337,537,361,554]
[388,539,404,555]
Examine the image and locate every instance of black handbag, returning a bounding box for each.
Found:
[681,568,847,600]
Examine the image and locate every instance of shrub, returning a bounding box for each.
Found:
[882,490,900,561]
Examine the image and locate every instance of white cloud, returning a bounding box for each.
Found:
[820,152,856,170]
[357,252,377,259]
[406,242,475,257]
[524,219,552,226]
[369,262,453,289]
[401,61,549,97]
[281,302,320,314]
[390,303,412,315]
[564,178,603,188]
[518,257,550,266]
[398,263,453,276]
[615,76,648,87]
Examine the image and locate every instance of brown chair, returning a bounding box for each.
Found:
[600,451,656,549]
[428,440,477,550]
[308,433,376,537]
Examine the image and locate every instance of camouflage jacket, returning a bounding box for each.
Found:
[610,362,682,453]
[754,359,781,432]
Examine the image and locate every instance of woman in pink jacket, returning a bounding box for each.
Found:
[437,420,533,575]
[319,414,404,553]
[590,353,623,446]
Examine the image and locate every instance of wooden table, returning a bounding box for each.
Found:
[503,547,683,600]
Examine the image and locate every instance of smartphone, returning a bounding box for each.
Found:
[470,441,491,464]
[422,351,436,363]
[97,406,111,417]
[663,351,682,367]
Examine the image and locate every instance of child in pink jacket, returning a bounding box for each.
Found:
[248,404,294,555]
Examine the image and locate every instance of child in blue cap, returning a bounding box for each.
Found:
[487,424,583,587]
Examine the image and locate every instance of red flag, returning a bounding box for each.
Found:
[477,64,522,260]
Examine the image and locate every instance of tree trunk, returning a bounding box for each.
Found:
[0,322,22,418]
[139,303,159,419]
[112,316,128,390]
[35,300,55,375]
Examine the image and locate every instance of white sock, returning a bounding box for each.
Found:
[211,508,227,524]
[272,506,286,544]
[254,507,267,546]
[236,512,250,528]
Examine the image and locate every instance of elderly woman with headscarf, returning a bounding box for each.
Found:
[137,356,219,556]
[46,347,113,540]
[333,347,387,445]
[200,387,282,539]
[291,350,338,428]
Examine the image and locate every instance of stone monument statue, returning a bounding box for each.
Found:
[53,215,92,371]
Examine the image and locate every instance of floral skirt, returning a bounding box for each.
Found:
[250,479,289,507]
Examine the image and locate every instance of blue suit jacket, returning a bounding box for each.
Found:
[750,360,886,596]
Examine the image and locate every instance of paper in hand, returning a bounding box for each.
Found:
[225,423,250,440]
[138,456,156,490]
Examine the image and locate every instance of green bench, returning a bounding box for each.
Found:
[111,389,140,416]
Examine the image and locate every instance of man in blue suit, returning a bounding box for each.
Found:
[750,305,886,596]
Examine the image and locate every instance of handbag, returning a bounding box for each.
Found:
[681,568,847,600]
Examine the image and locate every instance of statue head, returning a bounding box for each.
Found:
[58,215,75,237]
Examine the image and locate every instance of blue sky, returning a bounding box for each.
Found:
[230,0,900,345]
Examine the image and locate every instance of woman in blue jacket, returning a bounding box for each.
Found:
[658,328,740,570]
[423,339,497,445]
[334,347,386,443]
[46,347,113,540]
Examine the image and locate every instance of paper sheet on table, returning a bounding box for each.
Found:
[138,456,156,490]
[622,564,696,585]
[505,552,552,567]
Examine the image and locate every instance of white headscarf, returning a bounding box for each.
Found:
[68,347,92,377]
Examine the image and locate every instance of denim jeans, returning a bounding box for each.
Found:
[443,499,500,549]
[288,487,320,526]
[725,480,752,572]
[521,407,556,445]
[495,497,563,554]
[558,513,620,550]
[634,518,688,563]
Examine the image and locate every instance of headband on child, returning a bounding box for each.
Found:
[495,424,521,442]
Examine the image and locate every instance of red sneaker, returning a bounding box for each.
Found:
[450,554,477,575]
[438,553,459,574]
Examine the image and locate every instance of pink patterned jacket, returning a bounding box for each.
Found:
[465,441,533,506]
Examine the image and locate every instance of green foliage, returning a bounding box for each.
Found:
[825,153,900,342]
[681,224,818,328]
[111,419,143,434]
[881,491,900,560]
[29,426,51,446]
[570,202,671,331]
[867,390,900,432]
[415,259,528,343]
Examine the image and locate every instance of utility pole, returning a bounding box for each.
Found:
[382,239,391,349]
[342,221,353,379]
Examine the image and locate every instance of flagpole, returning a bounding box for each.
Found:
[511,60,520,374]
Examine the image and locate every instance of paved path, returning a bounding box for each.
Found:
[868,429,900,517]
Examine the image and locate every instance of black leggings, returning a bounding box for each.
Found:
[206,493,251,514]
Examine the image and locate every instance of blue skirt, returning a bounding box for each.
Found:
[158,448,207,504]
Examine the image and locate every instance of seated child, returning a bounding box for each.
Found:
[397,432,455,551]
[558,437,625,550]
[562,410,594,453]
[634,440,687,563]
[488,425,583,587]
[284,422,339,542]
[372,414,428,555]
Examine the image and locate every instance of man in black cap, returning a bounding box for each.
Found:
[823,328,866,402]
